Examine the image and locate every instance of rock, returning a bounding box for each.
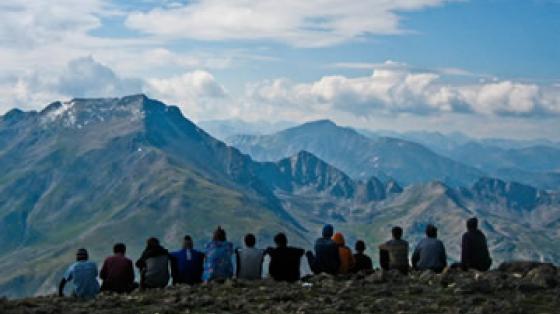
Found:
[365,271,386,284]
[498,261,556,275]
[524,265,557,288]
[418,269,436,283]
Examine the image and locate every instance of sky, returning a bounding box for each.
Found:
[0,0,559,139]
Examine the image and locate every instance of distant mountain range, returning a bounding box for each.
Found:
[359,129,560,190]
[1,96,559,298]
[228,120,485,187]
[223,120,560,190]
[198,119,296,141]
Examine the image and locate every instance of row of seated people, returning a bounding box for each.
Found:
[59,217,491,299]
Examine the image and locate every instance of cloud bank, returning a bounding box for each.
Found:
[247,61,560,117]
[125,0,451,47]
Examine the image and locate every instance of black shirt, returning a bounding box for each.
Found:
[461,229,492,271]
[352,253,373,273]
[265,246,305,282]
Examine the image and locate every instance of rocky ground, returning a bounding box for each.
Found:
[1,262,559,314]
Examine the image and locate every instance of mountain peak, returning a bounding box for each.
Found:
[304,119,337,127]
[36,95,155,129]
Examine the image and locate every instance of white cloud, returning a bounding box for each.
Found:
[0,57,142,112]
[0,56,232,120]
[125,0,451,47]
[246,61,560,117]
[58,57,143,98]
[0,0,107,48]
[145,70,230,120]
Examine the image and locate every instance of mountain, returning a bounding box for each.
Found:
[255,151,400,202]
[227,120,484,187]
[197,119,296,142]
[0,95,306,297]
[359,129,560,190]
[1,96,559,299]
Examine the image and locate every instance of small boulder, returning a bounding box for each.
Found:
[498,261,555,275]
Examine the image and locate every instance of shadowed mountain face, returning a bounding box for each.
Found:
[227,120,484,187]
[1,96,559,299]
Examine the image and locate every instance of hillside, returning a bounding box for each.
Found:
[227,120,484,187]
[1,264,559,314]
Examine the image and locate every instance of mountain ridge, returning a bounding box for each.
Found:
[1,96,559,299]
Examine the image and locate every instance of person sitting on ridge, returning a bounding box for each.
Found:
[461,217,492,271]
[265,232,305,282]
[202,226,234,282]
[351,240,373,273]
[170,235,205,285]
[235,233,265,280]
[59,248,100,299]
[379,226,410,275]
[411,224,447,273]
[332,232,355,274]
[306,224,340,275]
[100,243,137,293]
[135,237,170,289]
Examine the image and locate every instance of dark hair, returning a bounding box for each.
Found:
[244,233,256,247]
[213,226,227,242]
[113,243,126,254]
[467,217,478,231]
[76,248,88,261]
[392,226,403,240]
[147,237,160,248]
[184,235,192,242]
[355,240,366,252]
[426,224,438,238]
[274,233,287,247]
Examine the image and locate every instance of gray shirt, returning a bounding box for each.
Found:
[236,248,264,280]
[412,237,447,272]
[144,255,170,288]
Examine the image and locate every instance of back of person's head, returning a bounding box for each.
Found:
[274,232,287,247]
[392,226,403,240]
[355,240,366,253]
[244,233,256,248]
[147,237,160,248]
[322,224,334,238]
[183,235,193,249]
[76,248,89,261]
[113,243,126,255]
[466,217,478,231]
[332,232,345,246]
[425,224,438,238]
[213,226,227,242]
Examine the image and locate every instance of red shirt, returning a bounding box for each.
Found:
[100,254,134,293]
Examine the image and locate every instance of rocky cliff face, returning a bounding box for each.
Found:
[1,262,558,314]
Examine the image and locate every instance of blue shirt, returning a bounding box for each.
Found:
[412,238,447,272]
[170,248,204,284]
[64,260,100,298]
[202,241,234,282]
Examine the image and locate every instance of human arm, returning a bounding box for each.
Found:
[169,253,179,285]
[440,242,448,268]
[58,278,67,297]
[411,245,420,270]
[235,248,240,278]
[461,234,470,269]
[99,260,107,281]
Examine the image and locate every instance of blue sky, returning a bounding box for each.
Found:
[0,0,559,139]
